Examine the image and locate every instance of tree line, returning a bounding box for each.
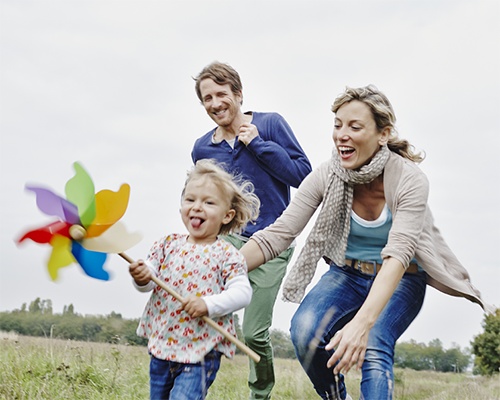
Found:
[0,298,498,375]
[0,298,146,346]
[395,338,470,373]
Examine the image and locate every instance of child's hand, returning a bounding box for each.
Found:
[182,295,208,318]
[129,259,152,286]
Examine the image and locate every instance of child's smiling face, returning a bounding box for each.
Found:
[180,177,235,245]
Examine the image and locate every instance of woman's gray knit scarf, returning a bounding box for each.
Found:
[282,145,391,303]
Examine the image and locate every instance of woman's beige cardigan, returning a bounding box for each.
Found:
[251,152,492,312]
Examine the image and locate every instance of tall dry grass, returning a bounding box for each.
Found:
[1,334,498,399]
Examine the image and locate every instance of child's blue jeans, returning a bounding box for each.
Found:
[149,350,222,400]
[290,263,427,399]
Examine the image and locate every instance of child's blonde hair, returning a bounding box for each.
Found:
[183,159,260,235]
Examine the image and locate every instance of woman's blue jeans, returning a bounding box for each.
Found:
[290,264,426,400]
[149,350,221,400]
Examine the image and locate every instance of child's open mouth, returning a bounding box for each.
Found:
[190,217,204,229]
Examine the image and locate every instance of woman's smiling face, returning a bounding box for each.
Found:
[333,100,389,170]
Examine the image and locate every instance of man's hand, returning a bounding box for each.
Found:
[238,123,259,146]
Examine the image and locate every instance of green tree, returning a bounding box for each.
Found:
[395,340,431,370]
[443,346,471,373]
[426,338,443,370]
[0,311,24,334]
[40,299,53,314]
[471,308,500,375]
[121,318,147,345]
[28,297,42,313]
[82,319,102,341]
[63,304,75,315]
[395,339,470,372]
[270,329,296,359]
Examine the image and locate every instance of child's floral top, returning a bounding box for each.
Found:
[137,234,247,363]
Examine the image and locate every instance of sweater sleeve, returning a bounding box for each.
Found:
[252,161,329,261]
[203,274,252,317]
[245,113,312,188]
[202,247,252,317]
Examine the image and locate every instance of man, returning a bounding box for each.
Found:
[192,61,311,399]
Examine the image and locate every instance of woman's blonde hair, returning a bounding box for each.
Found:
[332,85,424,163]
[183,159,260,235]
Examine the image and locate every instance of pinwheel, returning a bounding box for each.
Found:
[17,162,260,362]
[17,161,142,281]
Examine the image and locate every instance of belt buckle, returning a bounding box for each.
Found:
[356,260,378,277]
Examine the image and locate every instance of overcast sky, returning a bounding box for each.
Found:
[1,0,499,350]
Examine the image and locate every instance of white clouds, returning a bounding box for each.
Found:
[1,0,498,349]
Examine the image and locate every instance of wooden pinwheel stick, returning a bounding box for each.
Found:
[118,252,260,363]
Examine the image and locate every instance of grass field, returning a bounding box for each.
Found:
[1,334,498,399]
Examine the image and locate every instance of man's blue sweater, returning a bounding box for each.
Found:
[192,112,312,237]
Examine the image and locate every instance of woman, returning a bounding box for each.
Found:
[240,85,491,399]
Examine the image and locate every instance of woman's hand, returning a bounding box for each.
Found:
[325,318,370,374]
[326,258,406,374]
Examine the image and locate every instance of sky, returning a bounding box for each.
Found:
[1,0,499,350]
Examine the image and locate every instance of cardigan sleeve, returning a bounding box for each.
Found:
[251,161,330,261]
[381,155,430,268]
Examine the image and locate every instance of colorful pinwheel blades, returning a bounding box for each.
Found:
[17,162,142,281]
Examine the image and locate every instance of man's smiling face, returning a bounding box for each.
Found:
[199,78,242,128]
